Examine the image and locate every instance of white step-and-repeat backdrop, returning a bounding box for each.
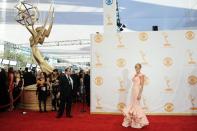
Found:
[91,31,197,114]
[90,0,197,114]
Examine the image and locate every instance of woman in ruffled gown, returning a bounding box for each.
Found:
[122,63,149,128]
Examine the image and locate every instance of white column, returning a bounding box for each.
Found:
[103,0,117,33]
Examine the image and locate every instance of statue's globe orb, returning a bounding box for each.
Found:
[15,2,39,26]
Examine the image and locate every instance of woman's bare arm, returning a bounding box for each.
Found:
[137,75,144,100]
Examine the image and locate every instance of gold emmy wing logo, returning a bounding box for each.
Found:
[96,96,102,110]
[95,52,102,67]
[118,78,126,92]
[116,58,126,68]
[187,50,196,64]
[162,32,171,47]
[139,32,148,41]
[188,75,197,85]
[140,50,148,65]
[188,95,197,110]
[144,76,150,86]
[117,102,126,111]
[164,103,174,112]
[163,57,173,67]
[106,14,113,25]
[164,77,173,93]
[117,33,125,48]
[185,31,195,40]
[94,32,103,43]
[95,76,103,86]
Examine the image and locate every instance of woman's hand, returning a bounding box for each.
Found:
[57,92,60,98]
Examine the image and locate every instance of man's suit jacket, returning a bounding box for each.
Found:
[84,74,90,90]
[59,74,73,98]
[71,74,80,93]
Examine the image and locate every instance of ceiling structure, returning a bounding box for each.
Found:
[0,0,197,63]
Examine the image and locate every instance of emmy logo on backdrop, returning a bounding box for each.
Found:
[187,50,196,64]
[94,32,103,43]
[117,102,126,111]
[188,95,197,110]
[116,58,126,68]
[96,96,102,110]
[142,96,149,111]
[163,57,173,67]
[105,0,113,5]
[95,52,102,67]
[118,78,126,92]
[188,75,197,86]
[106,14,113,25]
[94,76,103,87]
[162,32,171,48]
[164,103,174,112]
[140,50,148,65]
[139,32,148,41]
[117,33,125,48]
[164,77,173,93]
[185,31,195,40]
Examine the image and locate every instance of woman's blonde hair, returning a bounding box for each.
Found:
[135,63,142,69]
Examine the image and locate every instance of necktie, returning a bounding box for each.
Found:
[68,77,71,85]
[68,77,73,89]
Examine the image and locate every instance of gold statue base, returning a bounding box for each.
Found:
[20,85,52,111]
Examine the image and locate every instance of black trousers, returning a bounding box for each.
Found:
[58,95,72,116]
[52,90,59,110]
[38,90,47,111]
[39,99,46,111]
[86,92,90,106]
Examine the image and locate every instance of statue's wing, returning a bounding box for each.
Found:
[43,4,54,30]
[40,3,54,37]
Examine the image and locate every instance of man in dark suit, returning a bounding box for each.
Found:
[57,68,73,118]
[84,70,90,106]
[71,71,80,103]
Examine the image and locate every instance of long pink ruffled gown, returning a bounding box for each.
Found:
[122,73,149,128]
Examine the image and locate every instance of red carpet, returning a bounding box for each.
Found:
[0,103,197,131]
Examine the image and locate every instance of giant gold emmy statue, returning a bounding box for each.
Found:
[15,1,54,74]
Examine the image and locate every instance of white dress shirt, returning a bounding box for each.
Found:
[66,74,73,89]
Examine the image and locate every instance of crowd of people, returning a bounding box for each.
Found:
[36,67,90,115]
[0,67,32,111]
[0,67,90,115]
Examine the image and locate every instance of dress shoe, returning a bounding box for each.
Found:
[66,115,73,118]
[56,115,62,118]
